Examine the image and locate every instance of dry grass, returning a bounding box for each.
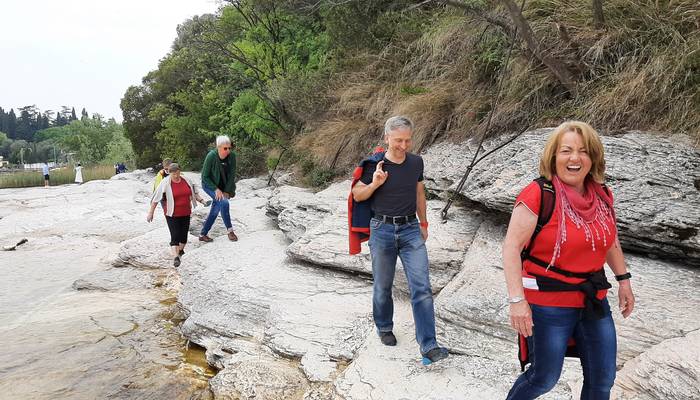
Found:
[0,165,117,189]
[295,0,699,175]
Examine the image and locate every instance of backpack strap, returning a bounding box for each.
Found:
[520,177,555,261]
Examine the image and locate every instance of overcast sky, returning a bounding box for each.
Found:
[0,0,220,121]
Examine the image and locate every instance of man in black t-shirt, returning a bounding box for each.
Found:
[352,116,449,365]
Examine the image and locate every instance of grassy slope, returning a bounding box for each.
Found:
[296,1,699,174]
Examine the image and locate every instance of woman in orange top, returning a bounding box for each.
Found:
[502,121,636,399]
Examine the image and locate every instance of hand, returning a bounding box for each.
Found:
[618,280,635,318]
[420,225,428,241]
[509,301,533,337]
[146,212,154,223]
[215,189,224,201]
[372,161,388,187]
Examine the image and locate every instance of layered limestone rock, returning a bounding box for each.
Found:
[422,131,700,265]
[171,178,374,395]
[613,329,700,400]
[272,181,484,292]
[108,130,698,400]
[334,301,578,400]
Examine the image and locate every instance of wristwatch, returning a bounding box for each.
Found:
[508,296,525,304]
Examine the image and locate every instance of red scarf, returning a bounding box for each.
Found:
[550,176,617,266]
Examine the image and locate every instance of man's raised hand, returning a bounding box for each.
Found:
[372,161,388,187]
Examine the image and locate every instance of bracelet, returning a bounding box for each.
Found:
[508,296,525,304]
[615,272,632,281]
[420,221,429,228]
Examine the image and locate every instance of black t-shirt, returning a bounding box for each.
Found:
[218,158,229,191]
[360,152,424,216]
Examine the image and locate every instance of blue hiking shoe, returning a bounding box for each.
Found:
[421,347,449,365]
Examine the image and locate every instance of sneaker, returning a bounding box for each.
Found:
[179,249,185,256]
[199,235,213,243]
[173,256,181,267]
[227,231,238,242]
[379,331,397,346]
[422,347,449,365]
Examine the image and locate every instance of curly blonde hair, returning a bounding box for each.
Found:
[539,121,606,183]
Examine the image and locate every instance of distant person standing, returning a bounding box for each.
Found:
[42,162,50,187]
[199,135,238,242]
[114,163,119,175]
[74,163,83,185]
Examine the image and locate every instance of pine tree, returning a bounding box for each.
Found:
[7,109,17,139]
[81,108,89,120]
[0,107,6,134]
[70,107,77,121]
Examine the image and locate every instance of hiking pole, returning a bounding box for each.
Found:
[440,0,525,222]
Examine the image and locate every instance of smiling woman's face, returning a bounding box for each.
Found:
[555,130,592,191]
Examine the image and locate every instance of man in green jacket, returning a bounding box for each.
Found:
[199,135,238,242]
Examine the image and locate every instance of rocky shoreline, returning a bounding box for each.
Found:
[113,130,698,399]
[0,171,213,399]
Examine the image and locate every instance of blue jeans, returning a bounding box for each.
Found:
[200,184,232,236]
[368,217,437,355]
[507,298,617,400]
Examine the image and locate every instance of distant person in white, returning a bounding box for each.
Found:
[74,163,83,185]
[42,162,50,187]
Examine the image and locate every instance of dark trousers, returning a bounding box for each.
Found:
[165,215,191,246]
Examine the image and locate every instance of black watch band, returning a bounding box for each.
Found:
[615,272,632,281]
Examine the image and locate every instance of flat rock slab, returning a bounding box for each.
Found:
[115,227,203,269]
[209,352,310,400]
[334,301,575,400]
[268,178,487,292]
[0,177,156,243]
[613,329,700,400]
[267,181,348,242]
[177,179,374,384]
[422,131,700,264]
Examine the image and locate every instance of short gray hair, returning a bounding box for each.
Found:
[167,163,181,173]
[384,116,413,136]
[216,135,232,147]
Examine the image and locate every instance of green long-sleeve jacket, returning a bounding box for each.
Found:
[201,149,236,196]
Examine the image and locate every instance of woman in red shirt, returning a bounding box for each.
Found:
[147,163,208,267]
[503,121,636,400]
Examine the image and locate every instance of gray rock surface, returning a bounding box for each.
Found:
[276,181,484,292]
[613,329,700,400]
[92,135,697,400]
[422,131,700,264]
[209,352,310,400]
[334,301,578,400]
[0,172,213,400]
[174,179,373,393]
